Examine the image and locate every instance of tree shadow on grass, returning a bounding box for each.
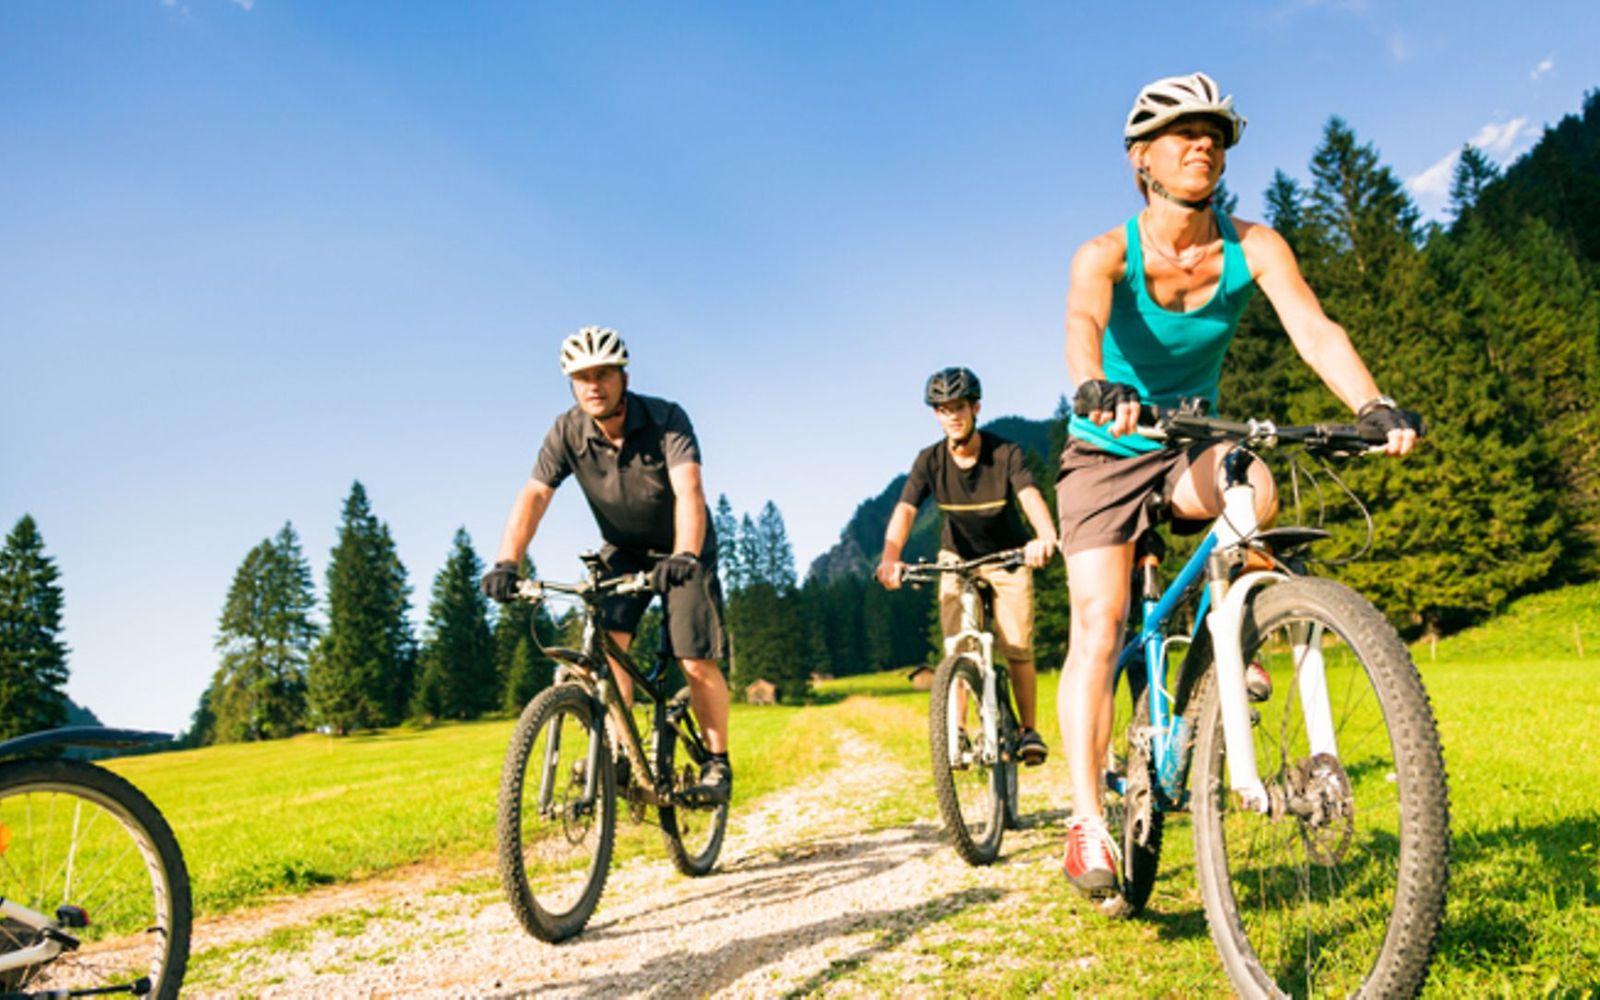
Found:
[499,884,1004,999]
[1434,811,1600,973]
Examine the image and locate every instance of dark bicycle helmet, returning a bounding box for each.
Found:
[925,367,982,406]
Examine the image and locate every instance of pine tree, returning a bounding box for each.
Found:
[0,516,70,740]
[501,637,553,715]
[1474,90,1600,265]
[1212,179,1240,216]
[1264,170,1308,255]
[308,482,416,733]
[412,528,496,721]
[206,523,318,743]
[1304,233,1565,633]
[713,495,744,592]
[737,514,762,588]
[754,502,797,592]
[1306,117,1420,295]
[722,500,810,700]
[181,685,216,748]
[1448,145,1500,220]
[1432,214,1600,573]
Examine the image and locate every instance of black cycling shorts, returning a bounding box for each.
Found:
[594,545,729,662]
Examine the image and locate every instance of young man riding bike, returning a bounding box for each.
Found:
[877,367,1060,765]
[1056,73,1422,899]
[481,326,734,804]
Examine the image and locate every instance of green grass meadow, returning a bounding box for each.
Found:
[101,582,1600,995]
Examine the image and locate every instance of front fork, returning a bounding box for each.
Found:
[1203,475,1340,814]
[943,588,1001,765]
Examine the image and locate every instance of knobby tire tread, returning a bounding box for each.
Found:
[1190,578,1449,999]
[497,683,616,943]
[929,653,1005,866]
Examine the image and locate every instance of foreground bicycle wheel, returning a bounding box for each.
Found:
[498,683,616,943]
[0,758,190,999]
[1102,653,1165,918]
[1191,578,1449,998]
[930,652,1005,865]
[656,702,728,877]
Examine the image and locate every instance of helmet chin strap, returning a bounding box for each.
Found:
[1138,167,1213,211]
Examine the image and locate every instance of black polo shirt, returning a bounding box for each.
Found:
[532,392,717,557]
[899,432,1037,559]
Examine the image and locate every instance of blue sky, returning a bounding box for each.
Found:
[4,1,1597,732]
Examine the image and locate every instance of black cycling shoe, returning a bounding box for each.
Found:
[680,757,731,807]
[1017,728,1049,767]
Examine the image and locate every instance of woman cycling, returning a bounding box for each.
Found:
[1055,71,1421,901]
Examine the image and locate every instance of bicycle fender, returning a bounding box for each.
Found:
[1204,571,1285,812]
[0,726,172,759]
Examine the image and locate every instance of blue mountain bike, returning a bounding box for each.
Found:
[1097,403,1449,999]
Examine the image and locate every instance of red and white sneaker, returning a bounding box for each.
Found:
[1245,660,1273,703]
[1061,814,1121,900]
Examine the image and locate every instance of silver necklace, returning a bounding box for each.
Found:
[1140,209,1217,273]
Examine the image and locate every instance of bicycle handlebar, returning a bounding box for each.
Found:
[901,547,1027,582]
[514,571,654,603]
[1132,403,1420,456]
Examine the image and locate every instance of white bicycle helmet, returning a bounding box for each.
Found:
[1123,72,1246,149]
[558,326,630,375]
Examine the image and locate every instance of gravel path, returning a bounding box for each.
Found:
[187,728,1075,998]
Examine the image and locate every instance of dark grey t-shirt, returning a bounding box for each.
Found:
[899,432,1037,559]
[533,392,716,557]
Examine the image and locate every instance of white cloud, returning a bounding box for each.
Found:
[231,0,254,9]
[1468,117,1531,157]
[1530,56,1555,81]
[1388,32,1410,62]
[1407,116,1539,216]
[1407,150,1459,201]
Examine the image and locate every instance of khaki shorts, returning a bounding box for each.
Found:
[938,550,1034,662]
[1055,439,1213,556]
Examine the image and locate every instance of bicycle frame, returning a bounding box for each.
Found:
[533,574,713,815]
[1113,448,1339,815]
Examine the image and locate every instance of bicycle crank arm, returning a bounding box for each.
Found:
[1,977,154,997]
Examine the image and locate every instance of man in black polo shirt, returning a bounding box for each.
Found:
[875,367,1060,764]
[481,326,732,803]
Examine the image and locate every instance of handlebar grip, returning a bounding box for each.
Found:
[1354,409,1426,444]
[615,572,654,595]
[514,579,545,601]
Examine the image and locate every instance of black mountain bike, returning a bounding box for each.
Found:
[0,726,190,999]
[496,552,729,943]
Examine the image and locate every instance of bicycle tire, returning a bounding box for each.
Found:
[929,652,1005,865]
[1103,682,1166,919]
[0,757,191,1000]
[657,707,728,877]
[995,668,1021,831]
[1190,578,1449,998]
[497,683,617,943]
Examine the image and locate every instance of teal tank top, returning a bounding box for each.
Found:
[1067,212,1256,456]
